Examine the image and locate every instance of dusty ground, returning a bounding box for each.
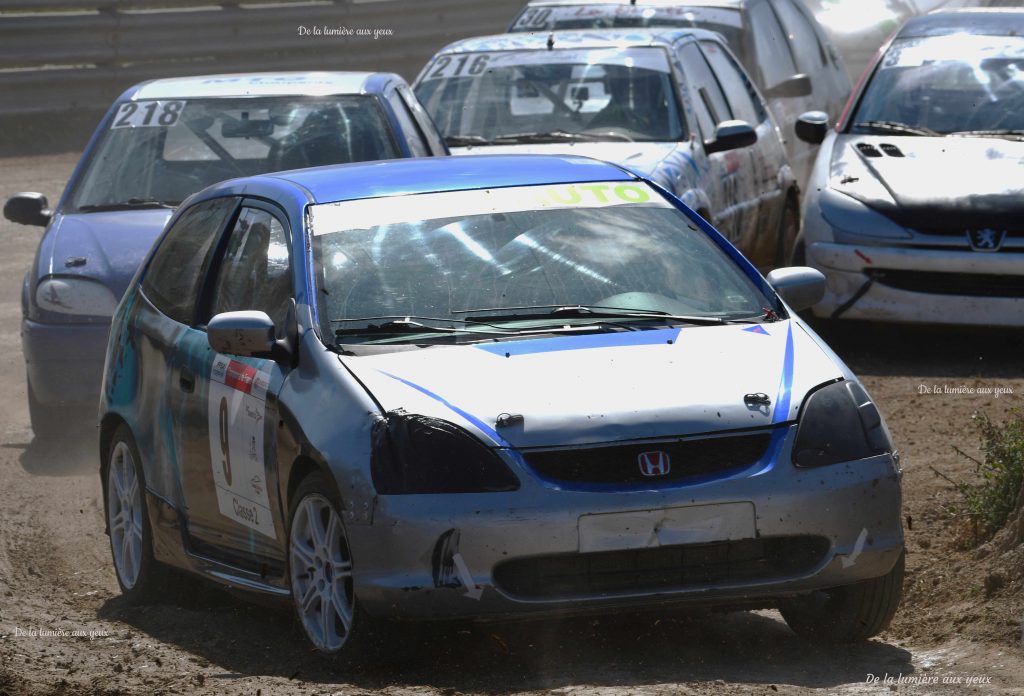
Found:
[0,154,1021,695]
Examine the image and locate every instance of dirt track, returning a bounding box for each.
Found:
[0,154,1022,695]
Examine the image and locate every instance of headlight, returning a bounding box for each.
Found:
[371,412,520,494]
[793,380,892,468]
[35,277,119,317]
[818,187,910,241]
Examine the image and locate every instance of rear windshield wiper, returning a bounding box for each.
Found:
[457,304,729,326]
[78,198,179,212]
[852,121,939,137]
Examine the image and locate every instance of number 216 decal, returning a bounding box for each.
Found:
[111,100,186,129]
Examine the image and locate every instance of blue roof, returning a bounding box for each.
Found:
[438,27,717,54]
[900,9,1024,38]
[198,155,635,206]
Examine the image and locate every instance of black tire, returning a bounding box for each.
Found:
[780,551,905,643]
[776,197,801,268]
[27,374,65,439]
[104,424,175,603]
[287,471,375,658]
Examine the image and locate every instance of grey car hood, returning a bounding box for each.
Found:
[450,142,681,180]
[830,134,1024,231]
[342,320,843,448]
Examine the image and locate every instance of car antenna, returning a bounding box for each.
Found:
[547,33,555,50]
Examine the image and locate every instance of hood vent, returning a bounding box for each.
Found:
[879,143,904,157]
[856,142,883,157]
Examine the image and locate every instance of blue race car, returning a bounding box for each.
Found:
[4,71,447,436]
[99,154,904,656]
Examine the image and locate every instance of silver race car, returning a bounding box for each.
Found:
[99,154,904,656]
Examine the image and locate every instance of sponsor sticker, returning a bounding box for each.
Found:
[311,181,668,235]
[111,100,186,129]
[207,355,277,540]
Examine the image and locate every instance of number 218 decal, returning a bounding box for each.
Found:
[111,100,186,129]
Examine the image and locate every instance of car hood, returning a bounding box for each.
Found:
[343,320,843,448]
[830,134,1024,231]
[450,142,681,180]
[44,210,173,298]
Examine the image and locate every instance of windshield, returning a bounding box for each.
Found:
[311,182,769,346]
[414,48,686,144]
[850,34,1024,136]
[509,5,744,59]
[70,96,400,212]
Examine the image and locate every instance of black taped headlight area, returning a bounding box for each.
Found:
[371,411,520,494]
[793,380,892,468]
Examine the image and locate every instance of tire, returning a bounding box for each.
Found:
[288,471,370,657]
[780,551,905,643]
[104,424,174,602]
[27,374,64,439]
[776,197,801,268]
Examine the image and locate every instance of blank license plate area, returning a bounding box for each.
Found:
[578,502,756,553]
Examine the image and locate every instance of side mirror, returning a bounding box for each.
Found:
[764,73,813,100]
[704,120,757,155]
[766,266,826,311]
[795,110,830,145]
[208,310,276,357]
[4,192,51,227]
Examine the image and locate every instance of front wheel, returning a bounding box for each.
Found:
[104,424,174,602]
[776,197,801,268]
[780,551,905,643]
[288,472,367,656]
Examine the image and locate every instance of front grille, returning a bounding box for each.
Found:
[868,269,1024,298]
[493,536,830,599]
[522,433,772,487]
[915,227,1024,239]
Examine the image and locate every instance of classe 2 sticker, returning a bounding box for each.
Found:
[207,355,277,540]
[111,100,186,129]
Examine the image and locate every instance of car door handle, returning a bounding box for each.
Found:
[179,367,195,393]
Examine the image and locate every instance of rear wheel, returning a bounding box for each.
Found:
[288,472,368,656]
[780,552,905,642]
[105,424,174,602]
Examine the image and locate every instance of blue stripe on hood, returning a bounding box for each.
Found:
[475,327,682,357]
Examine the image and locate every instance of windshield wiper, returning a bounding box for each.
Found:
[852,120,940,137]
[443,135,493,147]
[78,198,179,212]
[949,129,1024,140]
[458,304,729,326]
[490,130,601,144]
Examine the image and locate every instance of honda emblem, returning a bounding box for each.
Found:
[638,450,671,477]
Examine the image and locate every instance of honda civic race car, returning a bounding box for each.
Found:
[99,154,904,656]
[794,10,1024,325]
[4,71,446,436]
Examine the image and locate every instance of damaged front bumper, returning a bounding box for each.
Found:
[806,241,1024,325]
[348,425,904,620]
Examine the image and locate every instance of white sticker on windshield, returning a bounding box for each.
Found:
[511,5,742,30]
[421,48,671,81]
[111,100,186,129]
[311,181,670,235]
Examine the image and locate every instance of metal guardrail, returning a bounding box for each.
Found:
[0,0,524,117]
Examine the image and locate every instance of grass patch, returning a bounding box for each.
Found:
[948,409,1024,545]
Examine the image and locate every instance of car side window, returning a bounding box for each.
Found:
[397,85,448,155]
[386,89,430,157]
[142,197,237,325]
[771,0,827,72]
[678,42,732,138]
[209,206,293,333]
[748,0,798,89]
[700,40,768,126]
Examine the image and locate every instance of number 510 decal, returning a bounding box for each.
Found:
[207,355,277,540]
